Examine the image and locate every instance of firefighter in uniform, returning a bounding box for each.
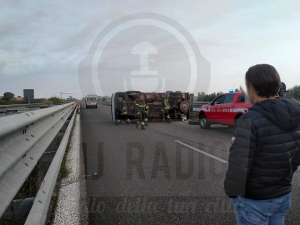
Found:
[115,97,130,125]
[135,94,147,130]
[158,94,171,123]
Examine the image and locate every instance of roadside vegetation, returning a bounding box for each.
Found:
[197,85,300,102]
[0,92,64,105]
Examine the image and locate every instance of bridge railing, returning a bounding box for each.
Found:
[0,102,78,224]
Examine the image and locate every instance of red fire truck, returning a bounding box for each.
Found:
[199,91,252,129]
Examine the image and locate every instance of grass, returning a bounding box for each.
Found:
[59,112,77,179]
[59,150,70,179]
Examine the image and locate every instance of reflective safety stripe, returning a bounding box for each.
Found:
[164,99,170,109]
[136,103,147,112]
[230,108,248,113]
[208,108,248,113]
[201,106,249,114]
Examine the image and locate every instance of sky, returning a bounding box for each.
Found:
[0,0,299,99]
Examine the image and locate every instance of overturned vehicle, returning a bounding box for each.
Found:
[111,91,194,123]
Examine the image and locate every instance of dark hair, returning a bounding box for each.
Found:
[245,64,281,97]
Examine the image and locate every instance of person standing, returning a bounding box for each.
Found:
[158,94,171,123]
[224,64,300,225]
[135,94,147,130]
[115,97,130,125]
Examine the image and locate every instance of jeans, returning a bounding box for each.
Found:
[232,194,291,225]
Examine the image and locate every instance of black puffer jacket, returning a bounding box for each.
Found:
[224,98,300,200]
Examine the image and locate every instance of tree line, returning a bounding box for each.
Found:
[286,85,300,100]
[197,86,300,102]
[197,89,240,102]
[0,92,64,105]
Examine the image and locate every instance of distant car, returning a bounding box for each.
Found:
[199,92,252,129]
[85,95,98,109]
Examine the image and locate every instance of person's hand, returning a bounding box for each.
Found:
[137,112,140,115]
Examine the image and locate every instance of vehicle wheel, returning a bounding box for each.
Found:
[199,114,211,129]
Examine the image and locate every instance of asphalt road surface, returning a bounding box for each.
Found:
[80,102,300,225]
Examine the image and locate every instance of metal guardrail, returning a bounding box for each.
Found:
[193,101,209,105]
[0,103,47,109]
[0,103,55,116]
[0,102,77,221]
[25,105,77,225]
[192,103,207,114]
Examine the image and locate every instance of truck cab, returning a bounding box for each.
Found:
[199,91,252,129]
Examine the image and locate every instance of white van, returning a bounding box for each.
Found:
[85,95,98,109]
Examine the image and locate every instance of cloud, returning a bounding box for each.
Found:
[0,0,299,98]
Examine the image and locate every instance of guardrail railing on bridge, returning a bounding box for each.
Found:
[0,102,78,224]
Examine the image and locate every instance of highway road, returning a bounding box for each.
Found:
[81,102,300,225]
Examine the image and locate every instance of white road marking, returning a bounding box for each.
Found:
[174,140,228,164]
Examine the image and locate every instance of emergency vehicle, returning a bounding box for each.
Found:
[199,90,252,129]
[85,94,98,109]
[111,91,194,122]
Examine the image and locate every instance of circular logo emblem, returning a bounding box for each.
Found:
[78,12,210,97]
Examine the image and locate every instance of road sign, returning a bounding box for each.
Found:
[23,89,34,103]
